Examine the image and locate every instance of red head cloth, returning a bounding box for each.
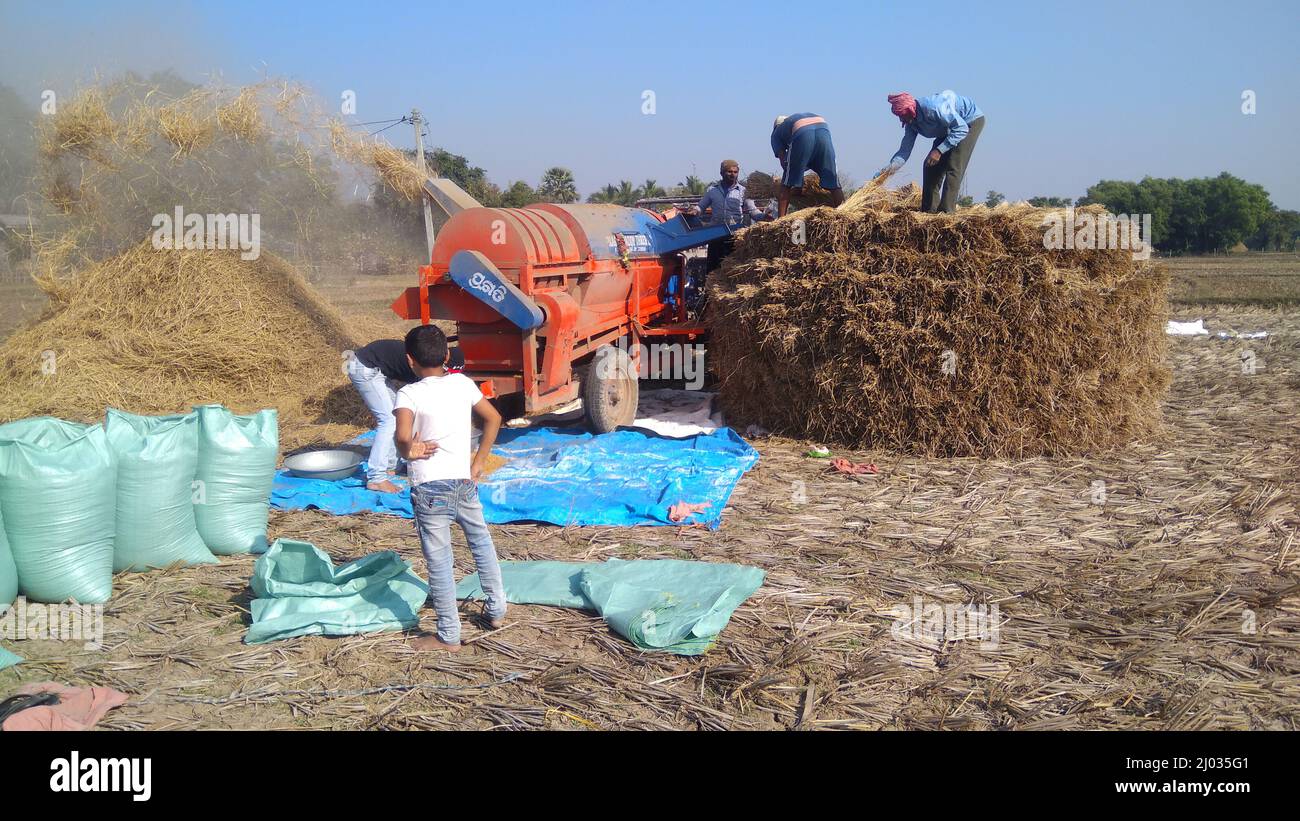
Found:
[888,92,917,123]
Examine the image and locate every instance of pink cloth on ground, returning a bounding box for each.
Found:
[2,682,129,731]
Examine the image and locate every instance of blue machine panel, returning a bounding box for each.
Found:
[448,249,545,330]
[539,204,737,260]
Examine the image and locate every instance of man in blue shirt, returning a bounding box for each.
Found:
[879,91,985,213]
[771,113,844,217]
[687,159,768,275]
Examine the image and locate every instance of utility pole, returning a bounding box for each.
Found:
[412,108,436,261]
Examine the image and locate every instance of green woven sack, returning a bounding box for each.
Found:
[194,405,278,556]
[0,417,116,604]
[105,409,218,572]
[0,504,16,608]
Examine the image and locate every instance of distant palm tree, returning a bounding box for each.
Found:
[641,179,666,199]
[587,183,620,203]
[679,175,707,196]
[614,180,638,206]
[538,167,579,203]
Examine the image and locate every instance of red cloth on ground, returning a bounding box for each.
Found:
[830,458,878,476]
[2,682,129,731]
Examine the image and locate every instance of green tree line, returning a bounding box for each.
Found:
[1044,173,1297,254]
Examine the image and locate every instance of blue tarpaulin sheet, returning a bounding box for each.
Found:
[271,427,758,529]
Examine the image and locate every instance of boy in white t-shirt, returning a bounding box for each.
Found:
[394,324,506,652]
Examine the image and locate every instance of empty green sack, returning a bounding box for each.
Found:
[194,405,278,556]
[246,538,429,644]
[105,409,218,572]
[0,417,116,604]
[458,558,765,655]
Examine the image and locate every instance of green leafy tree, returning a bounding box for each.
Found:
[957,195,974,208]
[537,167,578,203]
[426,148,502,206]
[1198,173,1271,251]
[1027,196,1074,207]
[1250,208,1300,251]
[499,180,539,208]
[984,190,1005,207]
[1083,173,1274,253]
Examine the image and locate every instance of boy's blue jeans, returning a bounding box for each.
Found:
[410,479,506,644]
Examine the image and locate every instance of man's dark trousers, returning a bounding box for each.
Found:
[922,115,985,213]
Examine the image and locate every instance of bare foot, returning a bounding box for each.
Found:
[367,479,401,493]
[410,635,463,652]
[488,616,506,629]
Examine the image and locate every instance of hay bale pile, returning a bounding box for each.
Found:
[0,242,365,445]
[707,185,1170,457]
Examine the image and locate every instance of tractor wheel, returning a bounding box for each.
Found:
[583,345,638,433]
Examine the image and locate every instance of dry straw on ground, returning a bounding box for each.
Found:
[9,304,1295,730]
[708,178,1170,457]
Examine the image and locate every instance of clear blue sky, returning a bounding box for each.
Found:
[2,0,1298,207]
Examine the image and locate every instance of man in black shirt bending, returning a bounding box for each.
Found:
[347,337,464,493]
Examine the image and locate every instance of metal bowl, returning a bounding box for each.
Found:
[282,449,363,481]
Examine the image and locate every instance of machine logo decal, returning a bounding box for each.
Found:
[468,271,507,303]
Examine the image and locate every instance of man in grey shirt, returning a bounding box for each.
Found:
[687,159,769,275]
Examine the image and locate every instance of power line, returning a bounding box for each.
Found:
[368,118,410,137]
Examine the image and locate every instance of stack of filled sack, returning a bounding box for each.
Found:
[0,405,278,608]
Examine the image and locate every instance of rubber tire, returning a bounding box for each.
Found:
[583,345,639,434]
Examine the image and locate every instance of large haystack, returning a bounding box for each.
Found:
[0,242,367,446]
[707,185,1170,457]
